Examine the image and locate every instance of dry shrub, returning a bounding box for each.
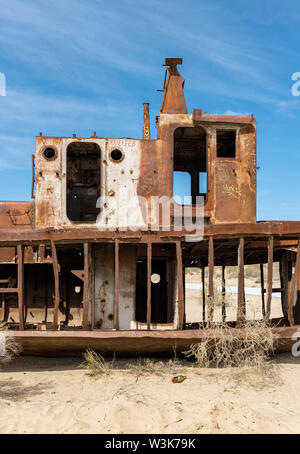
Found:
[128,356,182,377]
[0,323,21,366]
[80,349,114,376]
[184,320,277,369]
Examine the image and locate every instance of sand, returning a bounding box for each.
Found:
[0,353,299,434]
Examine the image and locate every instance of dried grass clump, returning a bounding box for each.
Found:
[0,323,21,366]
[129,357,181,377]
[184,320,277,369]
[80,349,114,376]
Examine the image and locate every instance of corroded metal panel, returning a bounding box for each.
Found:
[0,201,33,230]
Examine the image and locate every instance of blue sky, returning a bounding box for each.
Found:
[0,0,299,220]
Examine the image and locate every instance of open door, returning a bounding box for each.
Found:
[136,258,172,324]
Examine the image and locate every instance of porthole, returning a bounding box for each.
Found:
[42,147,57,161]
[151,273,161,284]
[109,149,124,163]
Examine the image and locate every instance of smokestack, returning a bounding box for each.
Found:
[143,103,150,140]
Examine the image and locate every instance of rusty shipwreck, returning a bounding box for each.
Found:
[1,58,300,355]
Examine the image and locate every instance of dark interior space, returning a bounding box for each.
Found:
[1,246,85,328]
[173,126,207,204]
[136,258,170,323]
[216,130,236,158]
[67,142,101,222]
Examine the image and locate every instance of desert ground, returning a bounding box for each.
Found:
[0,264,298,435]
[0,353,300,434]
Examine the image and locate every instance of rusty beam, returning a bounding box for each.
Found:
[265,236,274,321]
[222,264,226,323]
[296,248,300,325]
[176,241,184,330]
[114,239,120,331]
[1,221,300,245]
[17,244,25,330]
[288,238,300,326]
[207,237,214,326]
[51,241,60,331]
[260,263,266,317]
[236,237,245,327]
[147,242,152,330]
[0,288,18,293]
[0,295,5,322]
[82,243,90,331]
[202,265,205,323]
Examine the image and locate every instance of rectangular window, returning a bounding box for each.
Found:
[173,127,207,205]
[66,142,100,222]
[217,130,236,158]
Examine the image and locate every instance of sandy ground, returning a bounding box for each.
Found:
[0,353,300,434]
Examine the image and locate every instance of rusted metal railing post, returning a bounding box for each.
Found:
[265,236,274,321]
[237,237,245,327]
[288,238,300,326]
[147,242,152,330]
[51,240,60,331]
[82,242,90,331]
[260,262,266,317]
[222,264,226,323]
[207,237,214,327]
[202,265,206,323]
[17,244,25,330]
[114,239,120,330]
[176,241,184,330]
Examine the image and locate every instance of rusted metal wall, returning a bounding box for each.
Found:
[93,244,136,329]
[156,113,256,224]
[0,201,33,230]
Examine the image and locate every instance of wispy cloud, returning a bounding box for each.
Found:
[0,0,299,212]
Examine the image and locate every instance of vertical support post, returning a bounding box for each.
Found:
[114,239,120,331]
[17,244,25,330]
[207,237,214,327]
[202,265,206,323]
[221,264,226,323]
[260,262,266,317]
[51,240,60,331]
[237,237,245,327]
[82,242,90,331]
[288,238,300,326]
[265,236,274,321]
[176,241,184,330]
[296,243,300,325]
[147,241,152,330]
[143,103,150,140]
[0,295,6,323]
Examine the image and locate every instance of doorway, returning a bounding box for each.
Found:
[136,258,172,323]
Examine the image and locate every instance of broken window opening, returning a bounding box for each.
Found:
[173,127,207,205]
[217,130,236,158]
[66,142,101,222]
